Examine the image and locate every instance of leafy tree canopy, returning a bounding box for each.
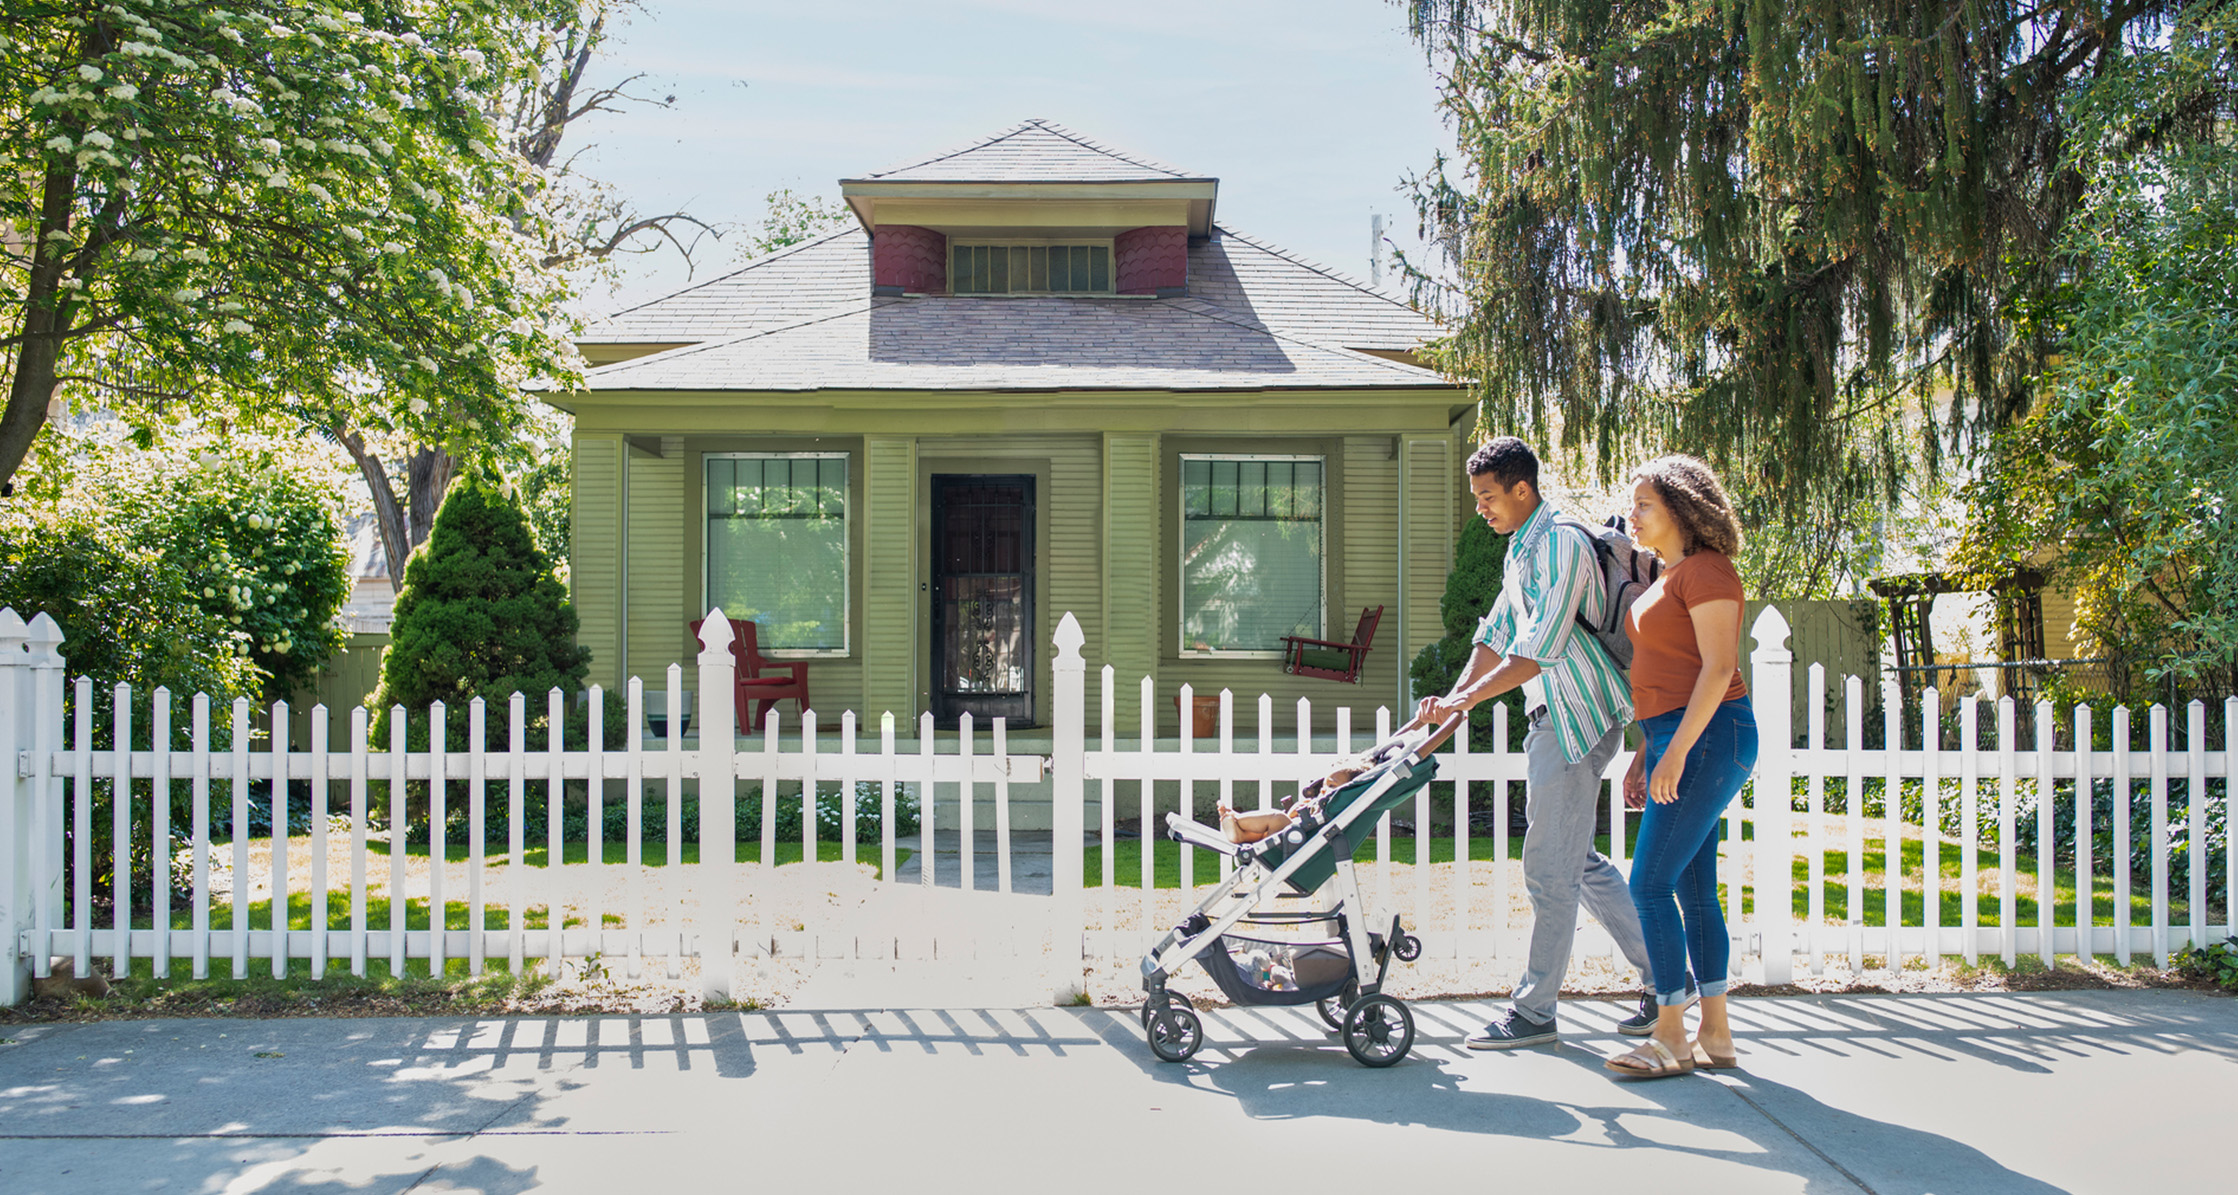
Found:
[0,0,586,491]
[1958,4,2238,683]
[1402,0,2189,596]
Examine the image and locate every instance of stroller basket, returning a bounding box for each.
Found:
[1250,753,1440,894]
[1199,932,1354,1007]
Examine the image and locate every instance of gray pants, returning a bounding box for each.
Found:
[1510,712,1652,1022]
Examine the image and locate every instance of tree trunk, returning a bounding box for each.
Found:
[406,447,455,552]
[336,429,413,592]
[0,167,81,492]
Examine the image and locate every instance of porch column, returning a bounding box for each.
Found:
[1101,433,1159,729]
[862,436,918,721]
[1399,436,1456,712]
[571,433,625,690]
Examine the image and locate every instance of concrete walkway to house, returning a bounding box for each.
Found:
[2,989,2230,1194]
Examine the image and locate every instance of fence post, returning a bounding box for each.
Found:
[1049,613,1086,1001]
[1750,605,1795,984]
[694,612,737,1002]
[0,609,30,1004]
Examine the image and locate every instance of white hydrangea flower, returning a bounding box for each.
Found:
[44,134,72,152]
[81,130,113,149]
[417,356,438,375]
[106,83,138,101]
[129,247,157,262]
[223,319,252,334]
[173,287,203,302]
[409,397,429,415]
[181,247,210,263]
[258,137,282,154]
[305,183,333,204]
[76,64,102,81]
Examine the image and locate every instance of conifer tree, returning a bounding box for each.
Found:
[370,478,589,750]
[1402,1,2188,595]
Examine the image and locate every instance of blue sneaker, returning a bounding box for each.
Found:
[1619,987,1701,1037]
[1465,1008,1558,1050]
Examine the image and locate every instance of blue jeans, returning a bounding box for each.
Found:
[1629,697,1758,1005]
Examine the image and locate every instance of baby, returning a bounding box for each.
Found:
[1216,751,1379,843]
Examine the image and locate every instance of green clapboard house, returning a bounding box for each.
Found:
[556,120,1469,738]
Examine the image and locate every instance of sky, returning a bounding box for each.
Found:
[566,0,1460,316]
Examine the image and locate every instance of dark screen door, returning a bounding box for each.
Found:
[931,475,1034,726]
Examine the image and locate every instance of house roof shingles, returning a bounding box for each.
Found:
[577,121,1449,395]
[580,226,1447,393]
[846,119,1209,184]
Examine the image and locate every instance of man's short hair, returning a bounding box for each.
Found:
[1467,437,1539,493]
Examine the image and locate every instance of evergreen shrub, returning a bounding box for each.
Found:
[370,477,594,753]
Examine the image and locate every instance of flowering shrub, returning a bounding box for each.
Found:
[122,445,352,698]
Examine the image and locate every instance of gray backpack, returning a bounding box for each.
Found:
[1555,514,1660,672]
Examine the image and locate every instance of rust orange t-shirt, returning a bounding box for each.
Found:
[1625,550,1749,720]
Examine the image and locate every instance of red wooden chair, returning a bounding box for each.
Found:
[690,616,811,733]
[1280,606,1383,684]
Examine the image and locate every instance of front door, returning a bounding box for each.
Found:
[930,475,1035,726]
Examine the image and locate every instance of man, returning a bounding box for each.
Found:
[1422,437,1672,1048]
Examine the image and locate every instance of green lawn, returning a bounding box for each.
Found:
[1083,829,2177,928]
[106,839,914,983]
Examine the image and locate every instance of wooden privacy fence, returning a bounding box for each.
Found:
[1,606,2232,1006]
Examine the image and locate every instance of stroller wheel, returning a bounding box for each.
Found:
[1395,934,1423,962]
[1342,995,1414,1067]
[1315,981,1359,1030]
[1146,1005,1204,1063]
[1140,991,1193,1028]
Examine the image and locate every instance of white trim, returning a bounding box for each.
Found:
[1176,452,1327,658]
[701,451,852,658]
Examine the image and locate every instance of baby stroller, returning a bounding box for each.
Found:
[1136,717,1454,1067]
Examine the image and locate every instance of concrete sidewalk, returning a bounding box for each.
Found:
[2,989,2230,1193]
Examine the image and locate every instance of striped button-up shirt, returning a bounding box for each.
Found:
[1473,500,1633,763]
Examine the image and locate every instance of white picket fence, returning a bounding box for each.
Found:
[1,606,2231,1006]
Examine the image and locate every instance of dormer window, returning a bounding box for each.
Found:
[951,240,1112,295]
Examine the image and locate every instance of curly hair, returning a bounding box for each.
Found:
[1466,436,1539,494]
[1634,455,1743,559]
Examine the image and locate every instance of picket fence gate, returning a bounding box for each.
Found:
[1,607,2232,1006]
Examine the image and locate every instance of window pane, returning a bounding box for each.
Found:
[1179,457,1324,651]
[1181,517,1322,651]
[990,244,1009,292]
[1070,246,1090,291]
[707,456,848,651]
[1089,245,1110,292]
[1029,245,1047,291]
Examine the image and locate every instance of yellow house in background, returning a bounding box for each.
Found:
[553,121,1470,738]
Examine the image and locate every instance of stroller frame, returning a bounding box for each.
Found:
[1136,724,1442,1067]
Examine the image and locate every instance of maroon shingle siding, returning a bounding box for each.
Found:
[873,225,948,294]
[1115,226,1188,295]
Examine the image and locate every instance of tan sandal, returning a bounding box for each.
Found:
[1691,1041,1739,1070]
[1605,1037,1695,1081]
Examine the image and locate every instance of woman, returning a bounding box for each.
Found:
[1605,455,1759,1080]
